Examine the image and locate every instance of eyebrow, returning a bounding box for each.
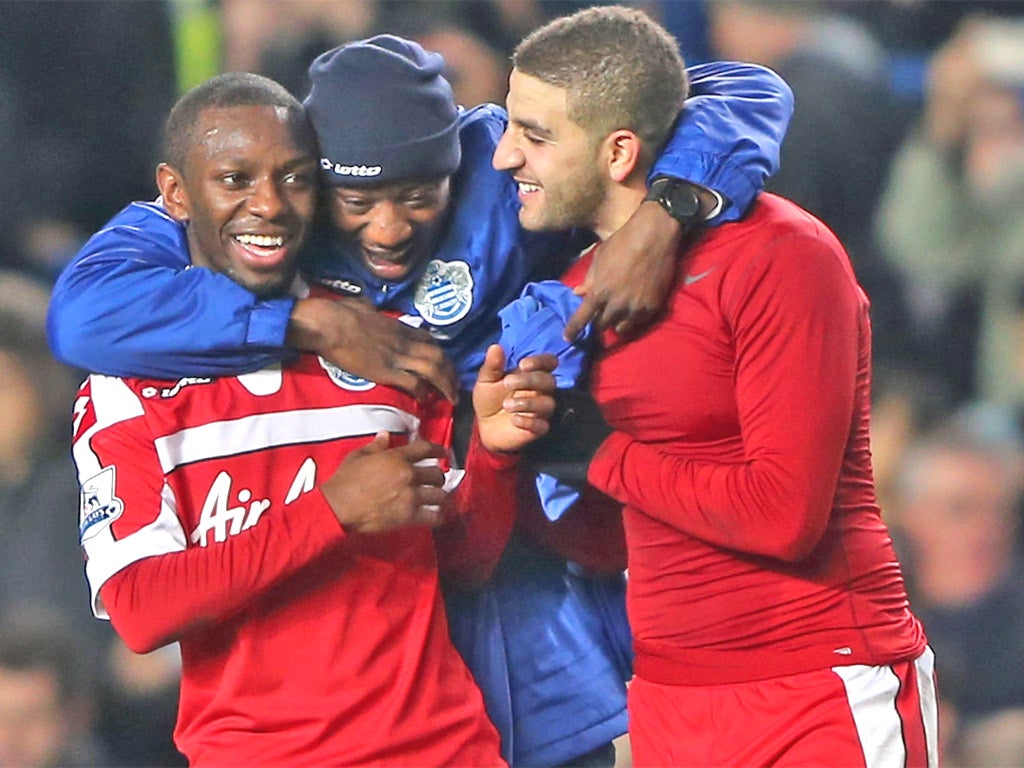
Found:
[512,117,555,140]
[284,156,317,170]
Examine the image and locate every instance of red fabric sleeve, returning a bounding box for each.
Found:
[588,233,860,562]
[101,489,349,653]
[434,425,518,590]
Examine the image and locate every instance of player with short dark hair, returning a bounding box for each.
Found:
[495,6,938,766]
[69,72,558,766]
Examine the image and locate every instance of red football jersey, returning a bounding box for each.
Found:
[72,355,507,766]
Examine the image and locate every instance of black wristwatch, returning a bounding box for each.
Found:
[644,176,704,228]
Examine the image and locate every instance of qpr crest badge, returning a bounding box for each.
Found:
[414,259,473,326]
[318,357,376,391]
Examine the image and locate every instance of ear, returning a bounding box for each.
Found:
[603,129,642,184]
[156,162,190,223]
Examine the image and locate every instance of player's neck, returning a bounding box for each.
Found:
[593,185,645,241]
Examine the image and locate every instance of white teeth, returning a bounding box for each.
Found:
[518,182,540,194]
[236,234,284,247]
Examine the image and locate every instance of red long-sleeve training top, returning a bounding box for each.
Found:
[578,193,926,686]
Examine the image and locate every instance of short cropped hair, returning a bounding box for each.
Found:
[163,72,313,170]
[512,5,687,166]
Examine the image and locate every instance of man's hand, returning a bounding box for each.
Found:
[564,183,717,341]
[473,344,558,453]
[563,200,682,341]
[287,296,459,402]
[321,431,449,533]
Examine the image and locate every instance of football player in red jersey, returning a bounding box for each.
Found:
[70,72,556,767]
[494,6,938,766]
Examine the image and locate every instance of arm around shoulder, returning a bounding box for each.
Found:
[655,61,794,222]
[48,204,294,377]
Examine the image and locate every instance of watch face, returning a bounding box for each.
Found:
[667,185,701,219]
[645,178,703,225]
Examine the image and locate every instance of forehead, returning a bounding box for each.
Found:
[189,104,305,164]
[506,69,573,131]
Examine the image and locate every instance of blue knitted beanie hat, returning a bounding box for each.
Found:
[304,35,461,187]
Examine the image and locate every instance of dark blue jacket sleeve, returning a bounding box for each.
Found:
[653,62,794,223]
[47,203,295,378]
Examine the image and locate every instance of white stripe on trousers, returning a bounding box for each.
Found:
[832,646,939,768]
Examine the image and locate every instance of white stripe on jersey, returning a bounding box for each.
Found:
[153,404,421,473]
[87,482,187,620]
[73,375,145,478]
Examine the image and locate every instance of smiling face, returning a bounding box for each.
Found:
[328,178,450,283]
[492,69,610,235]
[158,104,318,298]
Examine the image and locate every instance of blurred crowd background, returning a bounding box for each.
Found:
[2,1,1024,766]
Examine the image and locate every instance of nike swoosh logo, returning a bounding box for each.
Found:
[684,267,715,286]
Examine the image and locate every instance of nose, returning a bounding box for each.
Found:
[492,127,523,172]
[366,201,411,248]
[247,176,286,220]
